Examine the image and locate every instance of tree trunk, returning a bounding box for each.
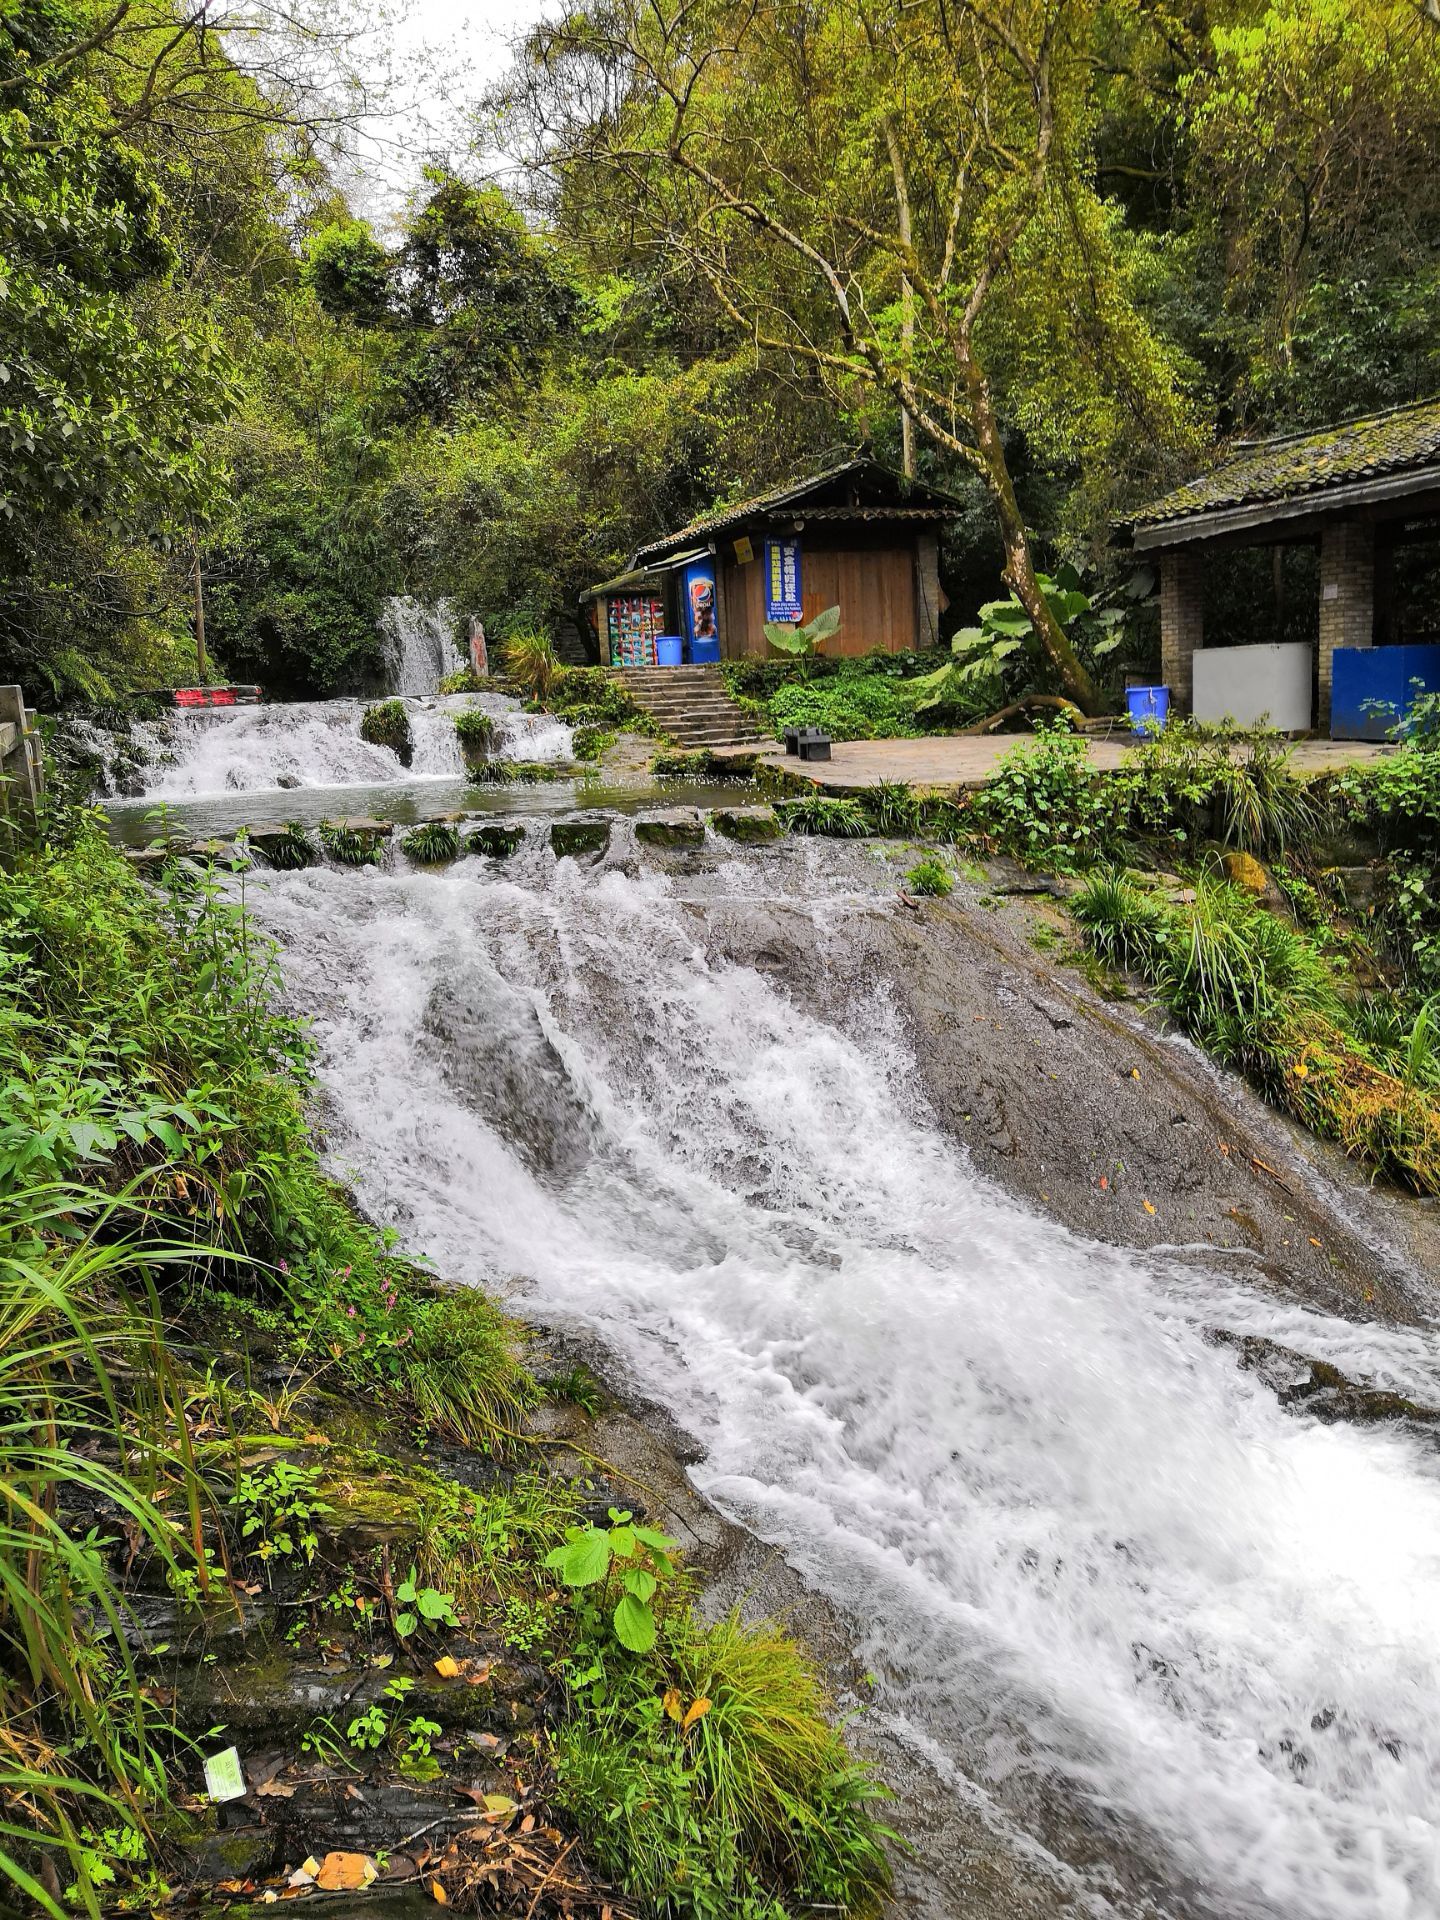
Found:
[963,366,1099,714]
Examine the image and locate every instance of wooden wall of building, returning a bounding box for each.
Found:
[718,541,920,659]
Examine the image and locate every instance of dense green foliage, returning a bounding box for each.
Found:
[1335,702,1440,994]
[1073,870,1440,1194]
[7,0,1436,706]
[0,814,894,1911]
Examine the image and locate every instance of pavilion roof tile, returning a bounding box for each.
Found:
[1132,397,1440,529]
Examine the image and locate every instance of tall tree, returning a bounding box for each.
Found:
[509,0,1196,710]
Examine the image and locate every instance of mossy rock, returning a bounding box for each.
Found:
[634,808,705,850]
[711,805,782,844]
[551,817,611,860]
[467,823,526,859]
[361,700,414,769]
[1220,850,1269,896]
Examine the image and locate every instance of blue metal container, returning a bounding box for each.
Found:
[1126,685,1170,737]
[1330,645,1440,740]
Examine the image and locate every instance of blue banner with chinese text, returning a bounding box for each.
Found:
[764,539,803,622]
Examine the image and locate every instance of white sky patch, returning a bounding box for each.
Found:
[337,0,546,228]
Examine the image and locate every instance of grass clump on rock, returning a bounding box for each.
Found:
[360,698,413,767]
[402,820,461,864]
[555,1608,894,1915]
[781,794,869,837]
[452,705,499,770]
[905,856,953,897]
[1073,869,1440,1194]
[318,819,386,866]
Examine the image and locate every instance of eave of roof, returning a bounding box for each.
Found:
[1128,396,1440,543]
[630,457,963,565]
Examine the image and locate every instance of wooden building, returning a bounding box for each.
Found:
[582,459,958,667]
[1128,398,1440,733]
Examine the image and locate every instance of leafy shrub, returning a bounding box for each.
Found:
[360,698,413,767]
[402,821,461,864]
[904,857,953,897]
[1119,722,1319,858]
[972,721,1113,870]
[546,667,647,729]
[452,707,498,753]
[571,724,612,761]
[438,667,484,693]
[546,1507,678,1654]
[1336,718,1440,992]
[767,672,925,742]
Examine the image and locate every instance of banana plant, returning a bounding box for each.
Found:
[763,604,841,657]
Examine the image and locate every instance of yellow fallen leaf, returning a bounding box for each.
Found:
[314,1852,374,1891]
[662,1688,684,1723]
[430,1880,448,1905]
[1130,1068,1141,1080]
[1142,1200,1157,1215]
[433,1655,461,1679]
[682,1697,712,1733]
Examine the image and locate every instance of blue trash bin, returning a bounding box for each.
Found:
[1126,684,1170,737]
[655,635,683,667]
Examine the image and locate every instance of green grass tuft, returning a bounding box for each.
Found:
[402,821,462,864]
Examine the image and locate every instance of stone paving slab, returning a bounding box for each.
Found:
[721,734,1396,792]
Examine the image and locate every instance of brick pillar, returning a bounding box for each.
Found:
[1159,548,1203,715]
[913,533,941,648]
[1318,521,1374,728]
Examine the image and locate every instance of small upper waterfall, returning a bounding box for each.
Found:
[380,597,463,695]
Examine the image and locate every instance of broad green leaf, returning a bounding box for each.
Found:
[559,1527,611,1587]
[612,1593,657,1653]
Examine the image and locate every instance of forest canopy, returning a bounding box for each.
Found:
[1,0,1436,700]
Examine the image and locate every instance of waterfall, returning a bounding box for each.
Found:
[89,694,572,804]
[240,847,1440,1920]
[379,596,463,696]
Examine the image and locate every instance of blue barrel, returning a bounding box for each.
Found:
[655,635,683,667]
[1126,684,1170,737]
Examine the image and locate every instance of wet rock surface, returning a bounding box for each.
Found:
[633,807,705,849]
[549,815,611,859]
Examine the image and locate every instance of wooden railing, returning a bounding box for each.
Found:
[0,685,43,828]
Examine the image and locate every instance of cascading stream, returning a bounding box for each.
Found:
[247,851,1440,1920]
[98,694,572,801]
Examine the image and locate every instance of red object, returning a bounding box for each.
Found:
[172,685,263,708]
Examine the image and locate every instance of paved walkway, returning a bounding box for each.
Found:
[725,734,1395,792]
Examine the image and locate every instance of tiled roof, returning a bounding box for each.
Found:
[1132,397,1440,529]
[631,457,962,564]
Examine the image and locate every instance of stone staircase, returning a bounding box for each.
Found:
[609,663,768,750]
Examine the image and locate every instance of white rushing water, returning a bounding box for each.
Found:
[379,596,463,696]
[105,695,572,801]
[246,850,1440,1920]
